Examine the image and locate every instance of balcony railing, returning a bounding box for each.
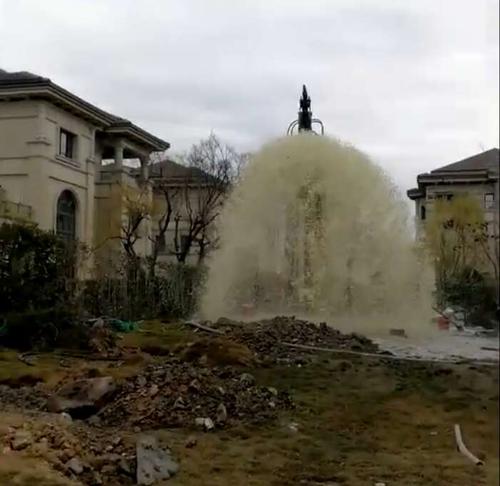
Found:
[0,198,33,222]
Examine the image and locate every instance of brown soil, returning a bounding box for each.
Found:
[0,319,498,485]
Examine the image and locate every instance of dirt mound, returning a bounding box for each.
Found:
[180,336,255,366]
[200,315,379,364]
[98,359,292,430]
[1,414,138,485]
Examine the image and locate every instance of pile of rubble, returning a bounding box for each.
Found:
[97,361,293,430]
[1,416,177,485]
[196,315,379,364]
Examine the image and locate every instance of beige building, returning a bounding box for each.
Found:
[0,69,169,271]
[407,148,499,284]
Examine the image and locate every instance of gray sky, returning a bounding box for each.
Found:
[1,0,498,191]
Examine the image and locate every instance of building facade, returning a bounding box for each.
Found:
[0,69,169,272]
[407,148,499,285]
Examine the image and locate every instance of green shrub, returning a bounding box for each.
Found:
[0,223,75,314]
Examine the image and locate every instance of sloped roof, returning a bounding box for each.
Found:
[0,69,169,151]
[431,148,499,174]
[407,148,499,200]
[145,159,213,185]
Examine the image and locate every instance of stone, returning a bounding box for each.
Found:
[185,436,197,448]
[118,457,132,476]
[267,387,278,396]
[195,417,214,431]
[112,436,122,447]
[149,384,159,396]
[173,397,186,409]
[66,457,84,475]
[239,373,255,387]
[91,472,103,485]
[216,403,228,424]
[136,435,179,485]
[11,430,32,450]
[133,426,141,433]
[137,375,147,387]
[287,422,299,433]
[59,413,73,424]
[88,415,101,427]
[47,376,116,419]
[189,379,201,392]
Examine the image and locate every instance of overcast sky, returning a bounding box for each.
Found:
[0,0,498,191]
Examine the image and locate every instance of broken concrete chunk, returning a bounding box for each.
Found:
[216,403,228,424]
[195,417,214,431]
[136,435,179,485]
[47,376,116,419]
[11,430,32,450]
[66,457,84,475]
[239,373,255,387]
[185,436,197,448]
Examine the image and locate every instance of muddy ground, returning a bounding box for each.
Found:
[0,319,498,486]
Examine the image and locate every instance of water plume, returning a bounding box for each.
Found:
[201,134,434,335]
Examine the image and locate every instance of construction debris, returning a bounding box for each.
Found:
[193,315,380,364]
[136,435,179,484]
[97,360,293,430]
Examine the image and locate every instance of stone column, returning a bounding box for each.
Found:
[139,155,149,182]
[114,141,124,169]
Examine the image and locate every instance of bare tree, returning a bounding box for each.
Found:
[147,181,179,277]
[173,134,243,264]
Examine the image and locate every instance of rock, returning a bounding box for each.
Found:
[88,415,101,427]
[185,436,197,448]
[112,436,122,447]
[216,403,228,424]
[195,417,214,431]
[118,458,132,476]
[47,376,116,419]
[374,483,386,486]
[91,472,103,485]
[239,373,255,387]
[33,437,49,455]
[287,422,299,433]
[267,387,278,396]
[149,384,159,396]
[173,397,186,409]
[66,457,84,475]
[136,435,179,485]
[59,412,73,424]
[188,379,201,392]
[133,426,141,433]
[11,430,32,450]
[137,375,147,387]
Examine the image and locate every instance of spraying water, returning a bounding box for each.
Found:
[201,103,434,335]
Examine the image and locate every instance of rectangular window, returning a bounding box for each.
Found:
[485,193,495,209]
[59,129,76,159]
[420,205,426,220]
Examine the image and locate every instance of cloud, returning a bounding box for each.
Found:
[0,0,498,192]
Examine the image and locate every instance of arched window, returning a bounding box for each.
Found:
[56,190,77,241]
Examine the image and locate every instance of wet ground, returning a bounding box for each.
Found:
[375,331,499,363]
